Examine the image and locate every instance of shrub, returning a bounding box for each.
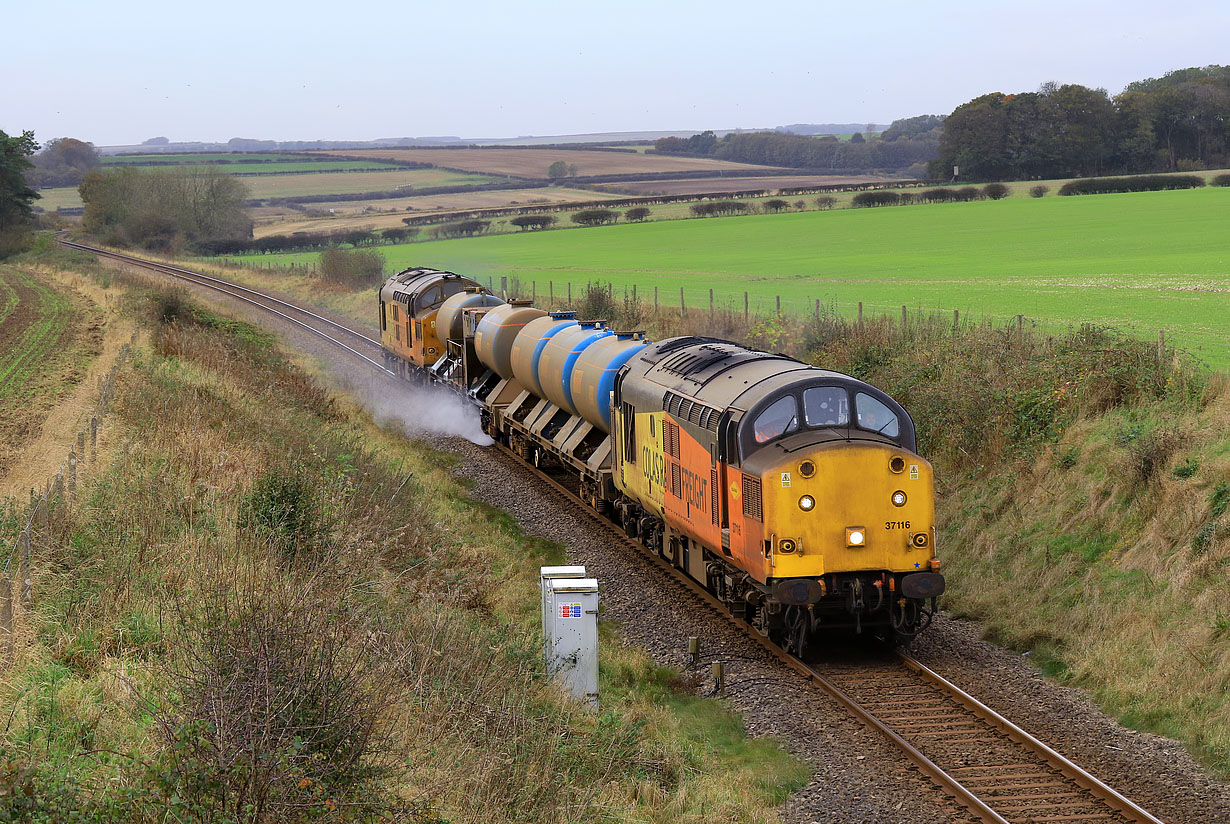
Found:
[510,215,556,231]
[624,207,652,221]
[814,196,837,209]
[238,467,331,559]
[1210,174,1230,187]
[983,183,1010,200]
[159,577,407,822]
[851,191,900,208]
[571,209,619,226]
[1058,174,1205,196]
[954,186,984,202]
[763,199,789,213]
[577,282,617,321]
[690,202,715,217]
[920,188,954,203]
[1029,184,1050,198]
[318,246,385,288]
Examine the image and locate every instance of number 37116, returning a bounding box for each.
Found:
[885,520,911,530]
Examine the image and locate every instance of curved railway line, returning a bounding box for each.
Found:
[65,238,1169,824]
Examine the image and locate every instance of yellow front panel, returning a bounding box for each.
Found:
[614,409,667,519]
[763,443,935,577]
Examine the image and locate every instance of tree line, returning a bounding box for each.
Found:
[932,66,1230,181]
[654,122,941,175]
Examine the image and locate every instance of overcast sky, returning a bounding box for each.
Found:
[4,0,1229,147]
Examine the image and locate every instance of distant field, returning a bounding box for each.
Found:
[598,174,889,196]
[257,187,1230,367]
[241,169,496,199]
[314,147,775,177]
[102,152,309,164]
[34,188,82,210]
[252,188,627,237]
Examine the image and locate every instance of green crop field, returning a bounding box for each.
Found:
[101,152,310,164]
[258,187,1230,367]
[224,160,405,174]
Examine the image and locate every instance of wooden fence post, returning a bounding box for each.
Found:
[68,450,76,498]
[744,292,749,321]
[632,284,637,306]
[858,301,863,326]
[568,283,572,306]
[654,286,659,314]
[814,299,820,320]
[709,288,714,314]
[901,305,908,330]
[776,295,781,316]
[0,575,11,665]
[19,527,31,608]
[549,281,554,307]
[532,281,536,303]
[953,309,959,333]
[500,276,508,300]
[680,287,686,317]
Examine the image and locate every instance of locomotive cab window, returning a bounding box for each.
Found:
[414,285,445,313]
[803,386,849,427]
[752,395,799,444]
[855,392,899,438]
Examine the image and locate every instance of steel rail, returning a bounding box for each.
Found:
[896,653,1166,824]
[60,240,394,375]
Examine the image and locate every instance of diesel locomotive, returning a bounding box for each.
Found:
[380,267,945,649]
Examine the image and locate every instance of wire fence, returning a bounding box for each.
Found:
[0,342,131,667]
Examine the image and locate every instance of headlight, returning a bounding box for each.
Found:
[798,495,815,511]
[892,490,907,507]
[845,527,866,547]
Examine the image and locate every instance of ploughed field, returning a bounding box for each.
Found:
[312,146,776,177]
[260,186,1230,368]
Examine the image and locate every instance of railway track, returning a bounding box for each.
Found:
[511,458,1166,824]
[58,239,393,375]
[68,240,1168,824]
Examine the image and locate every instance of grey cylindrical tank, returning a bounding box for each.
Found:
[510,314,577,399]
[537,321,611,417]
[475,303,547,379]
[436,290,503,344]
[569,333,649,433]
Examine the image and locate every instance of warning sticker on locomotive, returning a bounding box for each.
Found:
[909,464,919,480]
[559,603,582,619]
[780,472,791,488]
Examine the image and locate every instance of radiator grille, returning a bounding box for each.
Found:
[742,476,762,521]
[711,470,720,525]
[670,463,681,498]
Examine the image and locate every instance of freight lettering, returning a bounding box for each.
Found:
[680,466,708,514]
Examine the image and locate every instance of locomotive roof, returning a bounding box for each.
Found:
[379,267,481,305]
[623,336,860,411]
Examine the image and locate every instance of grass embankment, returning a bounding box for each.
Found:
[0,257,103,469]
[576,291,1230,774]
[251,186,1230,367]
[0,272,805,823]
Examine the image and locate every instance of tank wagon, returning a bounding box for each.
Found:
[381,268,945,649]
